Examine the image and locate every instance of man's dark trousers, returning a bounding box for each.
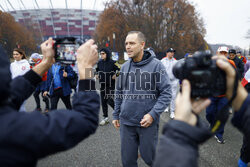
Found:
[50,88,72,110]
[100,83,115,117]
[120,123,158,167]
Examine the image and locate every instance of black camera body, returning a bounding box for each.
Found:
[173,51,226,97]
[53,37,82,64]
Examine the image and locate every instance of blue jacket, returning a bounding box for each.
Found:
[113,50,172,126]
[153,95,250,167]
[35,80,47,92]
[46,64,74,96]
[0,70,100,166]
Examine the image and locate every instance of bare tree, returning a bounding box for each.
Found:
[95,0,207,59]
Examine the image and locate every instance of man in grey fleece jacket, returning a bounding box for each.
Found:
[112,31,172,167]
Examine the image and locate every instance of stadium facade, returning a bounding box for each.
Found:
[10,9,102,41]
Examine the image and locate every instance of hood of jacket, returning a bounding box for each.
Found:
[0,50,11,103]
[131,49,155,67]
[100,48,112,61]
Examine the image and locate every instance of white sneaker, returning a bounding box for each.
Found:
[229,108,233,114]
[170,112,175,119]
[164,108,169,113]
[99,117,109,126]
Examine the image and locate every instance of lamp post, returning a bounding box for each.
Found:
[106,36,110,48]
[113,32,116,51]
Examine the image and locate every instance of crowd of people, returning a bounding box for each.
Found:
[0,30,250,167]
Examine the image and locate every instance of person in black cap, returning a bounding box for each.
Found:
[0,38,100,166]
[96,47,120,125]
[161,47,178,119]
[166,48,175,53]
[237,51,247,65]
[228,49,244,79]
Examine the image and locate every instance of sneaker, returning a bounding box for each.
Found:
[164,107,169,113]
[170,112,175,119]
[229,108,233,114]
[238,158,247,167]
[99,117,109,126]
[214,135,225,144]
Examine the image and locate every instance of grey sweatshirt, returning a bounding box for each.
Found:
[113,50,172,126]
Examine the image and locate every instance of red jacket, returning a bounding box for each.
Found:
[30,59,47,81]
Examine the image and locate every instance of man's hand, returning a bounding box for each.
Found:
[140,114,154,127]
[175,80,211,126]
[77,39,98,80]
[43,91,49,97]
[213,56,248,111]
[32,38,55,77]
[112,120,120,130]
[63,70,68,77]
[112,75,116,80]
[40,37,55,65]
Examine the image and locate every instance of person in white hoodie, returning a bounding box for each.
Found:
[10,48,30,112]
[161,48,179,119]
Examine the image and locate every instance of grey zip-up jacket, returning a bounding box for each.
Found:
[113,50,172,126]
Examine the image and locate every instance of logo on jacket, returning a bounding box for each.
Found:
[22,66,26,71]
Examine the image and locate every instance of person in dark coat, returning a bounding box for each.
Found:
[153,56,250,167]
[96,48,120,125]
[0,38,100,166]
[228,49,244,79]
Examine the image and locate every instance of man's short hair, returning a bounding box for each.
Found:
[127,31,146,43]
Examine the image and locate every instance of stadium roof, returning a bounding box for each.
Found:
[0,0,108,40]
[0,0,107,12]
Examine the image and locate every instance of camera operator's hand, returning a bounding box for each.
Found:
[77,39,98,80]
[32,38,55,77]
[214,56,248,111]
[175,80,211,126]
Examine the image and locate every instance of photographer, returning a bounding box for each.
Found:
[153,56,249,167]
[0,38,100,166]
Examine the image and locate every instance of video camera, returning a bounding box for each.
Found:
[173,51,226,97]
[53,37,82,64]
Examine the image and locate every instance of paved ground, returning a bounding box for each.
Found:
[24,92,248,167]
